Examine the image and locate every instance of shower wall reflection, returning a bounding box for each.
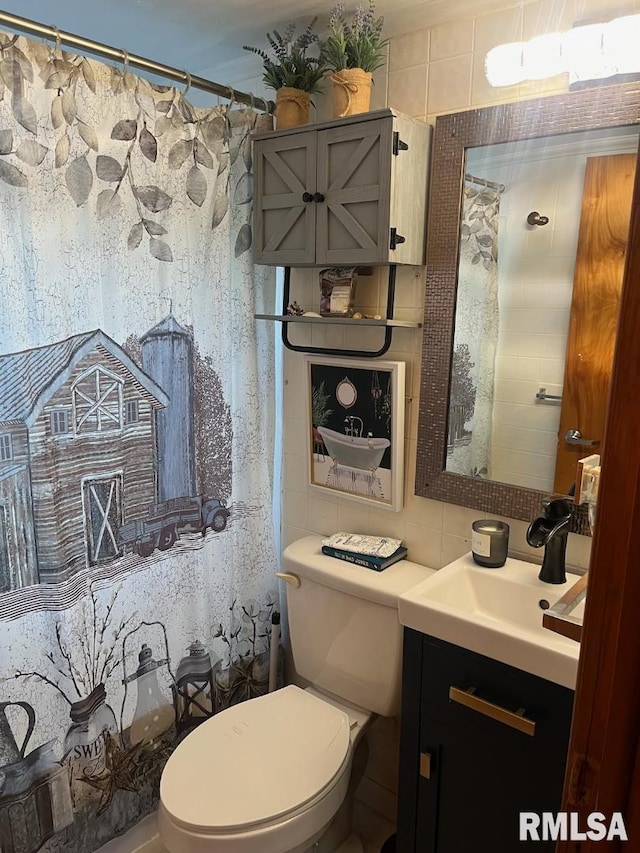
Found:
[446,125,639,493]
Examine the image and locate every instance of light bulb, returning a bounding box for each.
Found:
[603,15,640,75]
[485,42,526,87]
[484,13,640,87]
[521,34,564,80]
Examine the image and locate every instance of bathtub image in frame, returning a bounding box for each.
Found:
[306,356,405,512]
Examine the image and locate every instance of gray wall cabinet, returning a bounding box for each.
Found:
[253,109,430,267]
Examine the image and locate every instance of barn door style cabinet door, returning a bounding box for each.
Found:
[253,109,430,267]
[397,630,575,852]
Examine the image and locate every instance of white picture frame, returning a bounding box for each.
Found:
[306,356,405,512]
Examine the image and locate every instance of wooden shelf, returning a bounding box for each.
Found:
[254,314,421,329]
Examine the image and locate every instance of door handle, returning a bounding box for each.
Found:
[449,686,536,736]
[302,192,313,203]
[564,429,600,447]
[312,192,325,203]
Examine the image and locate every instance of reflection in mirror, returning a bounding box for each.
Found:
[414,82,640,526]
[447,127,639,494]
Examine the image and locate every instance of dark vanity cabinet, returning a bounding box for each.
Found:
[397,629,574,852]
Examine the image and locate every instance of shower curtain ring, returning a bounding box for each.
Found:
[120,48,130,72]
[249,91,256,111]
[48,25,61,60]
[227,86,235,106]
[182,71,192,96]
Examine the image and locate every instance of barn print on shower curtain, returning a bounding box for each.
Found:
[0,32,279,853]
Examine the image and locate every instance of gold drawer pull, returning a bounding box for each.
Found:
[449,686,536,737]
[420,751,432,779]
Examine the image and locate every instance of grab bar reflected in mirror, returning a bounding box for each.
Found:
[536,387,563,403]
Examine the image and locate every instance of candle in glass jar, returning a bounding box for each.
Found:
[471,519,510,568]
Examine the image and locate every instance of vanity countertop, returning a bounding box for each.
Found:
[398,553,581,689]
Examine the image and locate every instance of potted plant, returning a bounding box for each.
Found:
[244,20,325,129]
[321,1,389,118]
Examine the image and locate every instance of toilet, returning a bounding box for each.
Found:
[158,535,431,853]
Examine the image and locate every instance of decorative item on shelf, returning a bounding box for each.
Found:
[243,19,325,129]
[471,519,510,568]
[322,1,389,118]
[576,453,600,533]
[322,533,407,572]
[319,267,357,316]
[286,301,304,315]
[321,531,406,571]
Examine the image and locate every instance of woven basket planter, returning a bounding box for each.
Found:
[330,68,373,118]
[274,87,311,129]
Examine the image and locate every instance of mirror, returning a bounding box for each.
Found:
[415,82,640,527]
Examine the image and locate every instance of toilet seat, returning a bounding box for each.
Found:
[160,685,351,835]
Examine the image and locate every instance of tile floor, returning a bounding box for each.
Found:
[353,800,396,852]
[96,814,164,853]
[97,804,395,852]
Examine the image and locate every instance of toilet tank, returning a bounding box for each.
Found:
[281,536,433,716]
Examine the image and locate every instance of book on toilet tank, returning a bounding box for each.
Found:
[321,544,408,571]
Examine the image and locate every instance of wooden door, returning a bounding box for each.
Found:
[553,153,636,493]
[315,117,392,266]
[558,143,640,851]
[253,131,317,266]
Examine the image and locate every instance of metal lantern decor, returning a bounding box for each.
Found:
[174,640,217,735]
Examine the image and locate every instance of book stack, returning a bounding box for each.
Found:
[321,542,408,571]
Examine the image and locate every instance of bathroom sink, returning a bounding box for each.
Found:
[398,554,581,689]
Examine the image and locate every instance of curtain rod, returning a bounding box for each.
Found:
[0,9,273,114]
[465,172,506,193]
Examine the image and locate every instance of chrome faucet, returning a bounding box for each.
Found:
[526,498,572,584]
[344,416,363,437]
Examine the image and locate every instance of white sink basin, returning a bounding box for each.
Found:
[398,553,581,689]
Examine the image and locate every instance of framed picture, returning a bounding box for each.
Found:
[306,356,405,512]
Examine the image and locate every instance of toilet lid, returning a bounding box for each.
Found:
[160,685,350,832]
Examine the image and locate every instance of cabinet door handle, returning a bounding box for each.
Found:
[420,751,432,779]
[302,192,313,203]
[312,192,325,203]
[449,686,536,737]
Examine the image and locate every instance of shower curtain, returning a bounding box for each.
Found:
[0,32,279,853]
[447,183,501,478]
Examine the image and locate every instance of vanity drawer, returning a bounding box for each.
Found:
[418,632,574,758]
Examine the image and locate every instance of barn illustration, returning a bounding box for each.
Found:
[0,317,228,593]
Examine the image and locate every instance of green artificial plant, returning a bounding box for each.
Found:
[321,1,389,73]
[243,19,326,94]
